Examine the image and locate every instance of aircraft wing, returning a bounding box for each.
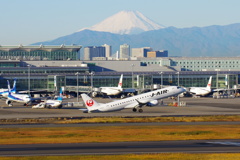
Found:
[79,108,101,113]
[79,108,88,112]
[213,88,233,92]
[134,99,151,107]
[134,98,160,107]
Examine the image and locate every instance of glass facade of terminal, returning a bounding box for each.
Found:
[141,57,240,71]
[0,55,239,92]
[0,71,239,92]
[65,73,238,91]
[0,45,81,60]
[0,67,89,91]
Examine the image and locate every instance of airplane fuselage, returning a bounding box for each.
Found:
[100,87,122,96]
[45,100,62,108]
[86,86,185,113]
[189,87,211,96]
[7,93,31,105]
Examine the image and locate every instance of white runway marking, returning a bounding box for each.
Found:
[207,141,240,146]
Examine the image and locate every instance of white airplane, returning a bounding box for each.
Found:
[99,74,123,97]
[0,79,17,98]
[80,86,185,113]
[189,76,212,96]
[6,80,31,106]
[32,88,63,109]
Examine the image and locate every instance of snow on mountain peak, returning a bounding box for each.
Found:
[79,10,164,35]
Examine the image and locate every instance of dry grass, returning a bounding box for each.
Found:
[1,115,240,124]
[1,153,240,160]
[59,115,240,123]
[0,124,240,144]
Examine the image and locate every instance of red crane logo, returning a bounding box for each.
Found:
[86,99,94,107]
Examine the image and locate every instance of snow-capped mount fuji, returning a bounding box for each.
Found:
[79,10,165,35]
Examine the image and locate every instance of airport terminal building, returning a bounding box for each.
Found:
[0,45,81,60]
[0,45,239,93]
[0,60,238,93]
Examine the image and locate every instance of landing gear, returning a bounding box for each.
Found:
[47,105,52,109]
[120,94,125,99]
[132,108,143,113]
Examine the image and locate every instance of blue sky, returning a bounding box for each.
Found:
[1,0,240,45]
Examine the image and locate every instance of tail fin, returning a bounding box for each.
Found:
[117,74,123,88]
[11,78,17,93]
[81,94,100,111]
[57,88,63,101]
[7,80,11,95]
[206,76,212,91]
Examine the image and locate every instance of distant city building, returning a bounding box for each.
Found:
[102,44,112,58]
[119,44,130,59]
[84,46,106,60]
[147,50,168,58]
[0,45,81,61]
[131,47,152,57]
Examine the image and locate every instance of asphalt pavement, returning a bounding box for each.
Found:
[0,97,239,119]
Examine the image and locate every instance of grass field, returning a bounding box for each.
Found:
[1,153,240,160]
[1,115,240,124]
[0,124,240,144]
[1,115,240,159]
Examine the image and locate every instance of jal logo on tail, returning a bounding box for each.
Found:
[86,99,94,107]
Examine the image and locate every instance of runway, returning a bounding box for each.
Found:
[0,97,240,156]
[0,97,240,119]
[0,140,240,156]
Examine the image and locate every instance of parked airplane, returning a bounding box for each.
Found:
[0,78,17,98]
[189,76,212,96]
[80,86,185,113]
[6,80,31,106]
[32,88,63,109]
[99,74,123,97]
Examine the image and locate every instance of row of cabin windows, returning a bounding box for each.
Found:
[109,95,151,107]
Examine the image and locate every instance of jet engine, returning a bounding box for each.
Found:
[146,100,159,107]
[6,100,13,106]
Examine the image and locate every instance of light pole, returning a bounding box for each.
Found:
[131,64,134,88]
[177,72,179,87]
[89,71,95,94]
[176,72,180,106]
[75,72,79,102]
[159,72,163,88]
[27,65,31,95]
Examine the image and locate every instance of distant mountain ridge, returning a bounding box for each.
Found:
[34,23,240,57]
[33,10,240,57]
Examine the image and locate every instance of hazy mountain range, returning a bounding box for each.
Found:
[33,11,240,57]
